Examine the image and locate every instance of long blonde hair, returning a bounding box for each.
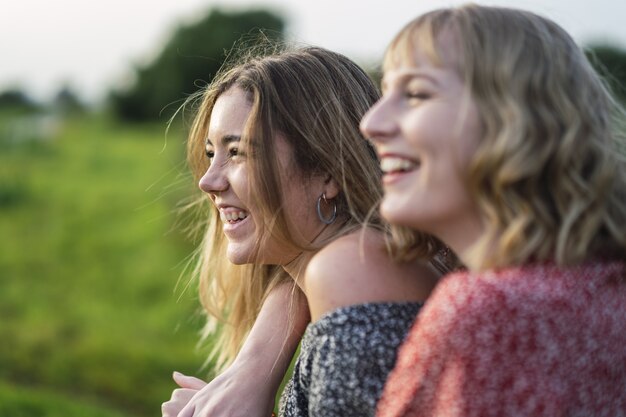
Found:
[385,4,626,271]
[184,44,446,372]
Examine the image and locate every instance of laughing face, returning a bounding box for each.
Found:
[198,86,328,265]
[360,48,484,253]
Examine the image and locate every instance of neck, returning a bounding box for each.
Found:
[282,251,314,286]
[433,214,484,270]
[282,221,343,287]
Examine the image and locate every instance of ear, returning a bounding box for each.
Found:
[322,174,340,200]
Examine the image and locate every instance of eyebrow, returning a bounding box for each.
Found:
[382,71,440,92]
[205,135,241,146]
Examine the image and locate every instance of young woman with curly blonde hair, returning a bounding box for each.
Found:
[361,5,626,416]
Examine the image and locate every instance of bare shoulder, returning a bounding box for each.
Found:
[304,229,440,321]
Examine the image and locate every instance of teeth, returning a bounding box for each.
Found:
[219,210,248,223]
[380,157,418,174]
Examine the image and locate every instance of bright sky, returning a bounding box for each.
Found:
[2,0,624,103]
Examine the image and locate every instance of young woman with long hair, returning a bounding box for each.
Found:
[162,45,451,417]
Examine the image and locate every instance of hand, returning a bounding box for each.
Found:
[163,364,277,417]
[162,372,207,417]
[163,282,307,416]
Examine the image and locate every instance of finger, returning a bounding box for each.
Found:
[162,389,197,417]
[172,388,198,402]
[177,403,196,417]
[162,402,175,417]
[162,401,188,417]
[173,371,208,390]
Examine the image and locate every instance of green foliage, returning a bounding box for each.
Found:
[0,88,39,112]
[0,113,208,416]
[110,8,284,122]
[586,44,626,102]
[53,85,86,114]
[0,381,128,417]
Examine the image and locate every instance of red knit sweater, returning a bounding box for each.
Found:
[378,261,626,417]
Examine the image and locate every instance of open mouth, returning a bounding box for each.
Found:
[219,209,249,224]
[380,156,420,175]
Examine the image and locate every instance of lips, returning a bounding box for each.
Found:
[219,209,249,224]
[215,203,252,238]
[380,155,420,174]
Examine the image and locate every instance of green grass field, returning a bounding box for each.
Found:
[0,111,209,416]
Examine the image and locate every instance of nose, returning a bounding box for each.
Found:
[360,97,398,144]
[198,163,228,195]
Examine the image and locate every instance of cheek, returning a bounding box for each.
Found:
[402,112,432,148]
[402,111,454,159]
[282,182,322,240]
[231,166,252,199]
[455,103,483,166]
[433,108,482,182]
[286,185,316,219]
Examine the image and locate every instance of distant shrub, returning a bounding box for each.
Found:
[0,180,30,208]
[0,89,39,111]
[110,8,284,122]
[586,44,626,103]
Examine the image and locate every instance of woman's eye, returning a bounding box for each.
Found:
[229,147,246,159]
[203,146,245,163]
[406,91,431,101]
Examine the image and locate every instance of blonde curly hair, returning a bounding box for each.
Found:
[385,4,626,271]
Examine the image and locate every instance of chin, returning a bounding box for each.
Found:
[380,201,408,225]
[226,246,255,265]
[381,204,427,232]
[226,257,248,265]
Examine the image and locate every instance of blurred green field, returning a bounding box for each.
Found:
[0,111,208,416]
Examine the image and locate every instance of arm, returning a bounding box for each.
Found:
[162,281,310,417]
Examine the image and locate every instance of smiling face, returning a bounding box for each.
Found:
[360,46,484,255]
[198,86,328,265]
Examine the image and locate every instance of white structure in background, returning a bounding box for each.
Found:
[1,113,62,143]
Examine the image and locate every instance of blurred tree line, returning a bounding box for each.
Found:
[0,85,84,115]
[0,89,39,111]
[585,44,626,103]
[2,11,626,121]
[111,17,626,121]
[109,8,284,122]
[106,36,626,122]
